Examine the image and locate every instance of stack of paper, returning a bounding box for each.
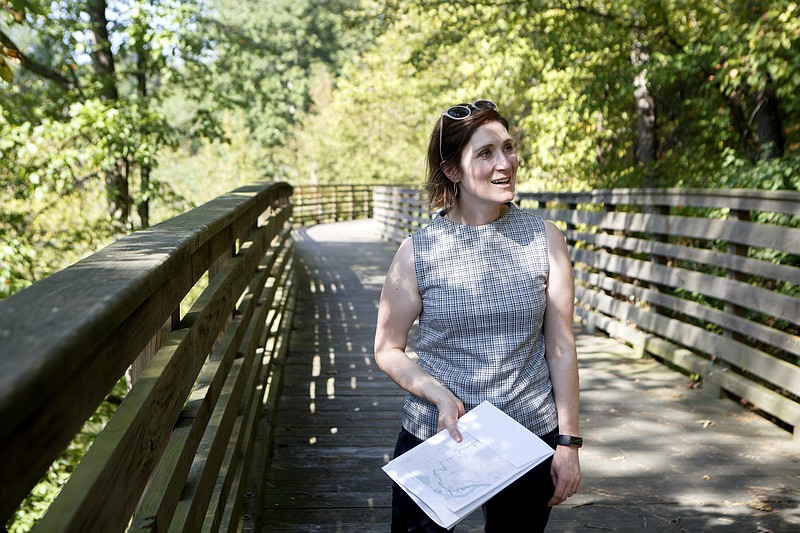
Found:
[382,401,555,529]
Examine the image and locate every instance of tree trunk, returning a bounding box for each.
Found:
[631,37,658,188]
[87,0,131,231]
[752,82,784,161]
[105,160,131,223]
[631,32,667,303]
[740,2,786,170]
[725,91,757,161]
[86,0,118,101]
[136,43,151,229]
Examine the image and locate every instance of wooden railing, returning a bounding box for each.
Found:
[291,184,373,226]
[0,181,295,531]
[373,186,432,242]
[374,187,800,440]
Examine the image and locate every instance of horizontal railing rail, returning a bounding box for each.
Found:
[374,186,800,440]
[0,181,296,531]
[292,184,373,226]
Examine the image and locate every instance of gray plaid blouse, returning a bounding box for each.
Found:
[405,203,558,440]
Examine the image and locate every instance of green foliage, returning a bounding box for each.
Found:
[718,149,800,190]
[150,109,273,220]
[276,18,443,186]
[4,98,173,192]
[192,0,372,175]
[279,0,800,193]
[1,96,177,289]
[0,234,35,298]
[3,0,375,527]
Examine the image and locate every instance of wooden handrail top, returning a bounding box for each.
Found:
[518,187,800,216]
[0,181,294,527]
[0,182,292,438]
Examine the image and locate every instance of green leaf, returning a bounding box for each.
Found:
[0,59,13,83]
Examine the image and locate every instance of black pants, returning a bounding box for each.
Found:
[390,428,557,533]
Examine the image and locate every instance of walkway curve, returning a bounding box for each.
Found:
[258,219,799,532]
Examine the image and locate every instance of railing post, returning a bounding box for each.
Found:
[704,207,750,400]
[316,186,323,225]
[724,208,750,338]
[348,185,355,221]
[566,201,577,232]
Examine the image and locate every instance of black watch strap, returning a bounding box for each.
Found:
[555,434,583,448]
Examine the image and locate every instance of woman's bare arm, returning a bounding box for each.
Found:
[542,220,582,505]
[374,237,465,441]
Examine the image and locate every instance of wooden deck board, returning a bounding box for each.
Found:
[253,219,800,533]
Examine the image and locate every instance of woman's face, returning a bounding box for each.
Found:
[454,121,518,207]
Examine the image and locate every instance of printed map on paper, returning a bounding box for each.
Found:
[382,401,555,528]
[391,431,516,511]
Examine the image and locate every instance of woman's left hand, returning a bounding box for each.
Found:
[547,445,581,506]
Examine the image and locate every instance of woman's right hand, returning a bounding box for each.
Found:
[435,393,466,442]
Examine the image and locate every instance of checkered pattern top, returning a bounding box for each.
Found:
[404,204,559,440]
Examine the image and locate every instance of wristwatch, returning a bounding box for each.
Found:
[555,434,583,448]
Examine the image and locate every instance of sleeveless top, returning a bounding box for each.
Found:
[405,203,559,440]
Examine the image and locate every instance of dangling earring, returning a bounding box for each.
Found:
[453,182,459,198]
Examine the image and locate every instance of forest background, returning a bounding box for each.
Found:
[1,0,799,528]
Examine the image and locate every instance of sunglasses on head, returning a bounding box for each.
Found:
[439,100,498,162]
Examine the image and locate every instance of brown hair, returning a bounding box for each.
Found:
[424,106,510,211]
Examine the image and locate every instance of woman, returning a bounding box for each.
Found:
[374,100,581,532]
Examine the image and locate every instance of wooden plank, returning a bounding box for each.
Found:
[571,247,800,326]
[169,355,250,533]
[530,207,800,254]
[241,303,296,532]
[0,263,196,522]
[574,269,800,356]
[574,284,800,396]
[130,245,278,531]
[574,306,648,350]
[646,337,800,427]
[576,290,800,429]
[130,249,286,530]
[217,334,281,532]
[564,227,800,284]
[292,185,373,226]
[212,300,284,533]
[36,219,286,531]
[518,187,800,216]
[221,247,297,533]
[170,242,291,532]
[211,306,280,533]
[0,183,292,522]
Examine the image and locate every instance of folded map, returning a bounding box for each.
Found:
[382,401,555,529]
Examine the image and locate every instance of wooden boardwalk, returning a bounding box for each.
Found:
[255,219,799,532]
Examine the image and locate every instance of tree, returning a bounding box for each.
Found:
[1,1,195,231]
[284,0,799,192]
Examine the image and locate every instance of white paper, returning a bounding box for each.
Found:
[382,401,555,529]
